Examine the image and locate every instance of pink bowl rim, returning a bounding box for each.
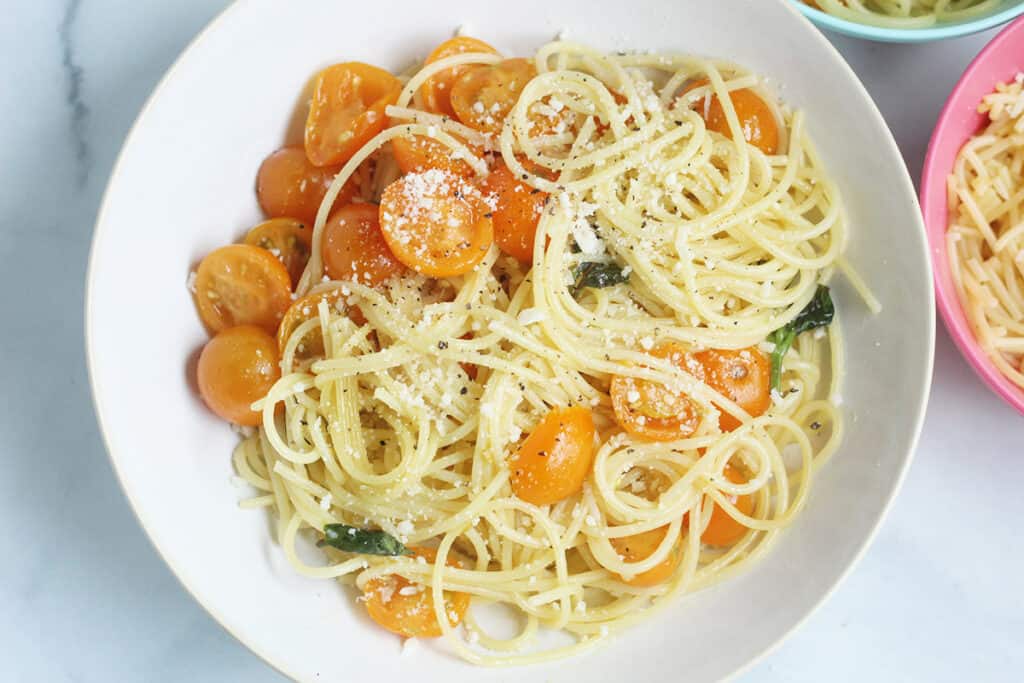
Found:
[920,15,1024,416]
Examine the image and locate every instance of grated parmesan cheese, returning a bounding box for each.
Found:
[517,308,547,325]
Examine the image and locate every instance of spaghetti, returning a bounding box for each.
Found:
[805,0,1003,27]
[197,38,856,664]
[948,74,1024,391]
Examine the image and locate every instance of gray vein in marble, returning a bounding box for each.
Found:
[59,0,90,187]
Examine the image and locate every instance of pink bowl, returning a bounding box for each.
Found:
[920,15,1024,417]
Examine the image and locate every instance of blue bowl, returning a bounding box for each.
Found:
[791,0,1024,42]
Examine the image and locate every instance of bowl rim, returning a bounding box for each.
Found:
[792,0,1024,42]
[919,15,1024,416]
[84,0,935,679]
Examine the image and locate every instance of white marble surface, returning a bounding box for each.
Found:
[1,1,1021,680]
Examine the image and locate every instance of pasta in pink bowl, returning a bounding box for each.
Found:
[920,15,1024,416]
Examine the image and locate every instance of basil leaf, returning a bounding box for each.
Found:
[318,524,411,556]
[767,285,835,392]
[572,261,629,295]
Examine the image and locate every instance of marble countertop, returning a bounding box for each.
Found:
[1,1,1021,681]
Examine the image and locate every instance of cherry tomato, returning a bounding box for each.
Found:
[391,134,475,178]
[378,170,494,277]
[322,203,405,285]
[682,79,780,155]
[610,343,700,442]
[276,287,366,361]
[363,547,470,638]
[509,406,595,506]
[193,244,293,335]
[480,162,547,262]
[610,525,683,587]
[256,146,352,225]
[686,347,770,432]
[243,218,312,285]
[422,37,499,118]
[450,58,537,134]
[197,325,280,425]
[699,465,754,547]
[305,63,402,167]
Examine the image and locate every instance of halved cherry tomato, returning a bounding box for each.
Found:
[276,287,366,361]
[256,146,353,225]
[699,465,754,547]
[363,547,470,638]
[681,79,780,155]
[197,325,280,425]
[526,95,579,137]
[322,203,405,285]
[378,170,494,277]
[450,58,537,134]
[422,37,499,118]
[391,134,475,178]
[305,63,402,167]
[610,525,683,587]
[193,244,293,335]
[480,162,547,262]
[686,347,770,432]
[243,218,312,285]
[509,406,595,506]
[610,343,700,442]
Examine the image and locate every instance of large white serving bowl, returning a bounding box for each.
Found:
[86,0,934,680]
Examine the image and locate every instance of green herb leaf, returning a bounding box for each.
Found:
[318,524,411,556]
[767,285,835,392]
[572,261,629,295]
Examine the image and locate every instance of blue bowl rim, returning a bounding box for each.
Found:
[791,0,1024,42]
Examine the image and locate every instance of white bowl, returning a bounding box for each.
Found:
[86,0,934,680]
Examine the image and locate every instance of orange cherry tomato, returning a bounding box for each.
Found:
[610,343,700,442]
[305,63,402,167]
[197,325,280,425]
[391,134,475,178]
[276,287,366,361]
[193,244,293,335]
[378,170,494,277]
[256,146,353,225]
[686,347,770,432]
[450,58,537,134]
[610,525,683,587]
[322,203,405,286]
[480,162,548,262]
[422,37,500,118]
[699,465,754,547]
[509,406,595,506]
[681,79,780,155]
[243,218,312,285]
[363,547,470,638]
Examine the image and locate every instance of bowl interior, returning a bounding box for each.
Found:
[793,0,1024,42]
[920,16,1024,415]
[86,0,934,681]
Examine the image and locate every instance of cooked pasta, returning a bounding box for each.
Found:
[191,36,860,665]
[947,74,1024,391]
[805,0,1003,27]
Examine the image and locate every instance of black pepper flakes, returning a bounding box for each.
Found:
[438,340,449,350]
